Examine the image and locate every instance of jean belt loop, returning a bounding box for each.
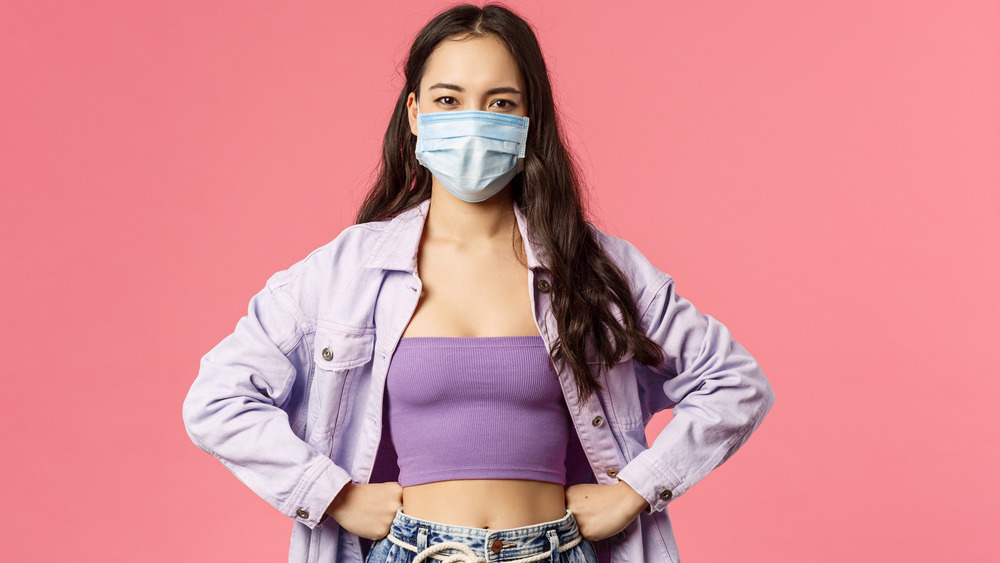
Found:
[547,529,560,563]
[417,526,429,552]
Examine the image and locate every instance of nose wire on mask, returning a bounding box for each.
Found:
[414,107,530,203]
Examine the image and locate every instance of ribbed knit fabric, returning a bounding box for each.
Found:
[385,335,571,487]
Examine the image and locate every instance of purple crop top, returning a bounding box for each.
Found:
[385,336,571,487]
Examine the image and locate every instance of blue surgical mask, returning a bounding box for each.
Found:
[415,108,530,203]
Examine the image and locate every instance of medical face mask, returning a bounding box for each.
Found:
[414,108,530,203]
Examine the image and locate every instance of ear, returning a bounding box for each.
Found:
[406,92,418,137]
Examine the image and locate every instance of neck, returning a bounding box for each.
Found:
[425,180,517,243]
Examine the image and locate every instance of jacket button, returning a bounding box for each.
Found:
[659,489,673,501]
[536,279,551,293]
[296,508,310,519]
[606,468,619,478]
[617,530,627,541]
[591,415,604,427]
[321,347,333,361]
[491,539,504,553]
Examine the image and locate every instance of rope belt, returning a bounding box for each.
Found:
[385,529,582,563]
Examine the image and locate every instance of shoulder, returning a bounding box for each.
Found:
[272,220,390,287]
[586,222,673,287]
[261,217,400,327]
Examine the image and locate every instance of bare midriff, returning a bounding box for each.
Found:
[402,479,568,529]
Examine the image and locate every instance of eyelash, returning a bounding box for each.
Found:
[434,96,517,110]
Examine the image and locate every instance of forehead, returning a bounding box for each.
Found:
[421,34,525,92]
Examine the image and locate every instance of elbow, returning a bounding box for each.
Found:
[753,364,776,420]
[730,360,774,427]
[181,381,215,452]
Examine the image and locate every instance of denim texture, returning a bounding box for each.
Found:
[364,509,598,563]
[182,198,776,563]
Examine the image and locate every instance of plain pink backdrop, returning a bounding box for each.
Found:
[2,1,997,561]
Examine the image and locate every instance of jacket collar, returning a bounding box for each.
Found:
[366,197,547,273]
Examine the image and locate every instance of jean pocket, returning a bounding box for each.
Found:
[365,538,404,563]
[566,539,600,563]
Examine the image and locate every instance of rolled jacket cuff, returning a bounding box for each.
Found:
[281,456,354,530]
[616,450,684,514]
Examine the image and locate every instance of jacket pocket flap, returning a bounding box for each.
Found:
[313,328,375,371]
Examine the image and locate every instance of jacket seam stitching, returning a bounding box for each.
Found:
[281,456,327,517]
[643,448,683,489]
[638,275,674,331]
[264,284,309,407]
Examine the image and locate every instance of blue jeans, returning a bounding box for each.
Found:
[364,507,599,563]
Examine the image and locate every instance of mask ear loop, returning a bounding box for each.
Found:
[413,100,425,166]
[412,99,420,146]
[414,101,421,137]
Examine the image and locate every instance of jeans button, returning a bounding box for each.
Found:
[491,539,504,554]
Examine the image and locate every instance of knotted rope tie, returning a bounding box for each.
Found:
[385,531,582,563]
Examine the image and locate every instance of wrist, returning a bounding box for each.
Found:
[326,481,356,518]
[616,479,649,515]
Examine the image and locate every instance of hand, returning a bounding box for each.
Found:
[565,481,649,541]
[325,481,403,540]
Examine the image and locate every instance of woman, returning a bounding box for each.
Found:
[183,4,775,563]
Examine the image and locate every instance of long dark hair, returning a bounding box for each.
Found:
[356,3,664,401]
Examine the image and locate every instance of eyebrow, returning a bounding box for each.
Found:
[428,82,522,96]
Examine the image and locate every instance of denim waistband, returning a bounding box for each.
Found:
[384,507,583,563]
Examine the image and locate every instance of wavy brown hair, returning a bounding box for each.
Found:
[356,3,664,401]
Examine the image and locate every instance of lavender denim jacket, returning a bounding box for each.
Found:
[182,198,775,563]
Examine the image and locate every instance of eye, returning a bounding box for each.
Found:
[434,96,459,106]
[490,99,517,110]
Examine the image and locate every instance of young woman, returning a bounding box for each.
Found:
[183,4,775,563]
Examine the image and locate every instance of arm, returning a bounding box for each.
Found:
[181,276,352,530]
[616,275,776,514]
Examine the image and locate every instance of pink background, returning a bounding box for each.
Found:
[2,1,997,561]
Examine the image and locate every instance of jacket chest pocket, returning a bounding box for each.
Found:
[307,326,376,444]
[587,345,644,431]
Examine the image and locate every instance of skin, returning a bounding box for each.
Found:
[325,34,649,542]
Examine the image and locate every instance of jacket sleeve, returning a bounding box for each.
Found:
[181,275,353,529]
[616,274,775,514]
